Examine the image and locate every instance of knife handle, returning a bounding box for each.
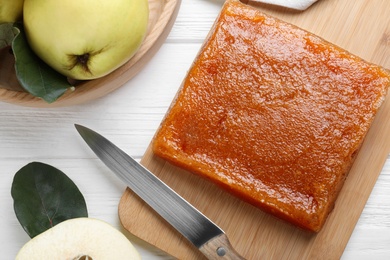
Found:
[199,233,246,259]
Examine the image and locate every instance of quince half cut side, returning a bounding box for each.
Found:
[16,218,141,260]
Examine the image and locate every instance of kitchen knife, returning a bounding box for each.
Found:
[242,0,319,10]
[75,124,245,259]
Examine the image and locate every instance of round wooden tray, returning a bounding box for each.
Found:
[0,0,181,107]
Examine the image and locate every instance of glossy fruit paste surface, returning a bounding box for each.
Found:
[153,0,390,232]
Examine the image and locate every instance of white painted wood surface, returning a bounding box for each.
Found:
[0,0,389,259]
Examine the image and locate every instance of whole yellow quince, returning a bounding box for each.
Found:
[0,0,24,23]
[23,0,149,80]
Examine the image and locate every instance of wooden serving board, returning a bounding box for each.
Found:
[0,0,181,107]
[119,0,390,259]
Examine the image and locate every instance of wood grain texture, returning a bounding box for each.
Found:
[118,0,390,259]
[0,0,181,107]
[199,234,246,259]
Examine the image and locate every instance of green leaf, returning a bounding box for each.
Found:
[11,162,88,238]
[12,25,73,103]
[0,23,18,49]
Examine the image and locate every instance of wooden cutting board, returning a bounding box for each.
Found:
[119,0,390,259]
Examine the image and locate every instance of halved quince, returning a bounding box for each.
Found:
[16,218,140,259]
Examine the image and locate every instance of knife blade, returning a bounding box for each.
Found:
[75,124,245,259]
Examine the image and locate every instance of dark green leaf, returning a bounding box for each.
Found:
[0,23,18,49]
[12,25,73,103]
[11,162,88,238]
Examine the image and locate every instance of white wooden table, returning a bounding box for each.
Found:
[1,1,389,259]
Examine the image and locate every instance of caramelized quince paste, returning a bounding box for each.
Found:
[153,0,390,232]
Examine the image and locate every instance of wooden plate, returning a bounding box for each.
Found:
[0,0,181,107]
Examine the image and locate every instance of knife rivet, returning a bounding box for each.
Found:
[217,247,227,256]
